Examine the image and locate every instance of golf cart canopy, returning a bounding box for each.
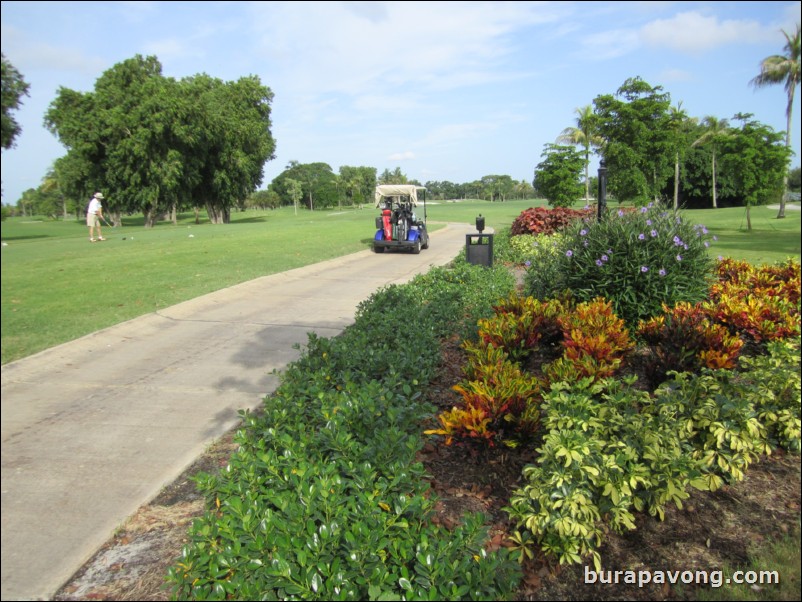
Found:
[374,184,426,207]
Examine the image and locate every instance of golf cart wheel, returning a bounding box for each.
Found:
[374,244,385,253]
[412,240,421,254]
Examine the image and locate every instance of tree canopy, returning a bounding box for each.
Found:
[593,77,675,204]
[1,53,30,151]
[534,144,585,208]
[44,55,275,225]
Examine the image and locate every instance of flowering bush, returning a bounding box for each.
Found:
[526,204,716,327]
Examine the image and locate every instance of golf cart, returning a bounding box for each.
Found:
[373,184,429,254]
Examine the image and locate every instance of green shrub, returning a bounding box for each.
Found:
[165,260,523,601]
[408,258,516,340]
[731,337,801,452]
[525,203,716,327]
[518,233,570,300]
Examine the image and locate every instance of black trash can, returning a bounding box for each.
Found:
[466,233,493,267]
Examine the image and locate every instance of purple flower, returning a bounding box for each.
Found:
[638,233,646,240]
[704,241,710,248]
[596,259,603,267]
[580,229,588,236]
[525,260,532,267]
[641,266,649,273]
[659,269,666,277]
[640,207,648,213]
[676,254,683,262]
[566,250,573,258]
[673,236,681,245]
[617,210,624,217]
[651,230,658,237]
[601,254,609,262]
[646,219,653,226]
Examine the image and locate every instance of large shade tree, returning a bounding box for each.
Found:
[272,162,339,210]
[750,23,800,218]
[45,55,275,226]
[721,113,792,230]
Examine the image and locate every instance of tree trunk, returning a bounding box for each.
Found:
[777,91,795,219]
[584,149,590,201]
[746,205,752,231]
[205,202,222,224]
[144,206,157,228]
[711,152,718,209]
[674,152,680,210]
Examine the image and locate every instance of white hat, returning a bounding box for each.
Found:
[94,192,104,199]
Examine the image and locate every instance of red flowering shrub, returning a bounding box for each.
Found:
[510,206,592,236]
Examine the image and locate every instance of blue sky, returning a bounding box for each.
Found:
[1,1,800,205]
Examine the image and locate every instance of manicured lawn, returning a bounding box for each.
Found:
[1,200,799,364]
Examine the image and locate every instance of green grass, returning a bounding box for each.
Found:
[2,200,799,365]
[689,204,802,265]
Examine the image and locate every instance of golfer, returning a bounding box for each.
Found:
[86,192,106,242]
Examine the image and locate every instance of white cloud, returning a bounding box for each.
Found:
[247,1,564,98]
[639,11,775,54]
[388,151,416,161]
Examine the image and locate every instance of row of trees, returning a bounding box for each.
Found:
[539,24,800,220]
[536,79,792,223]
[260,164,535,212]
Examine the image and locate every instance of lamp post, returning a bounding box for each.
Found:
[597,159,607,221]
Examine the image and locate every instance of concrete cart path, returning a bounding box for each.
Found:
[1,222,476,601]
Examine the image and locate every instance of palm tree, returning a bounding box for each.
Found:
[556,105,603,202]
[750,23,800,218]
[692,116,730,209]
